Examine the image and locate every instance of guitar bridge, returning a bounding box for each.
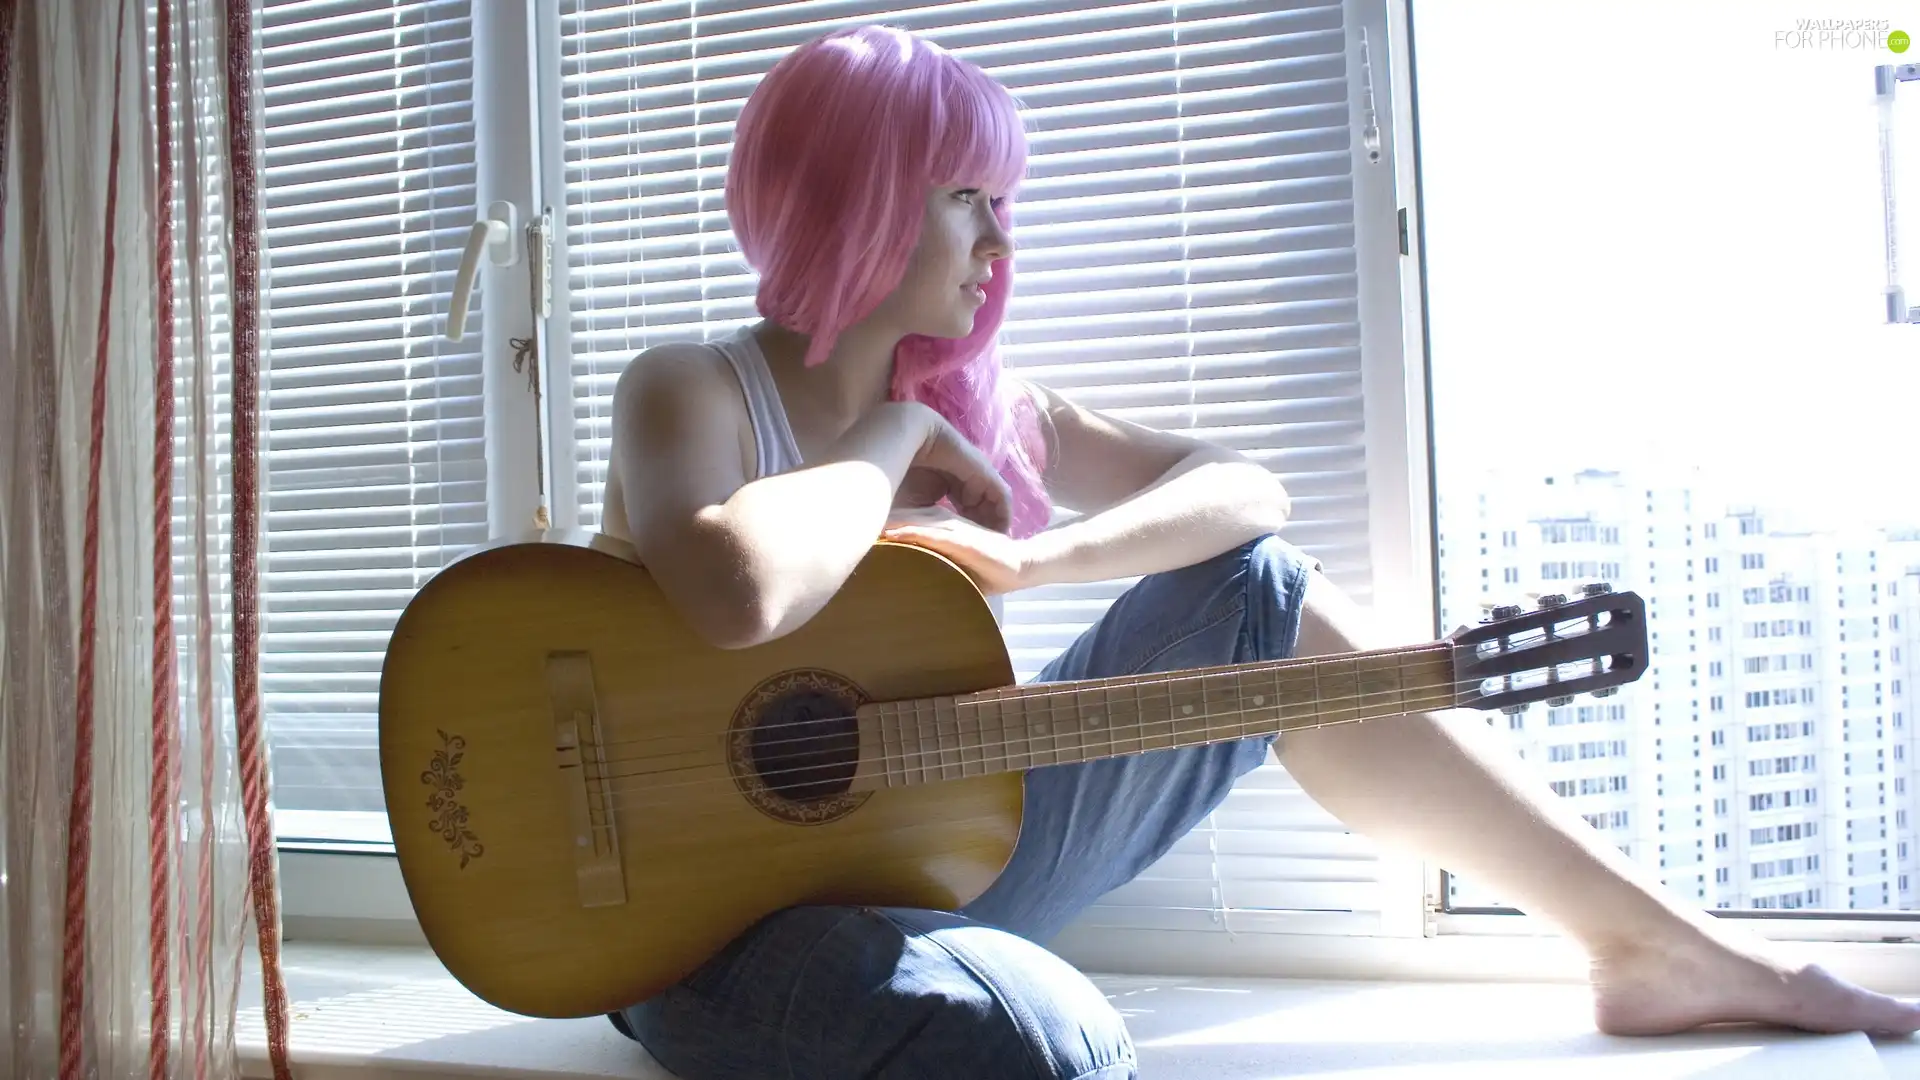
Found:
[546,652,627,908]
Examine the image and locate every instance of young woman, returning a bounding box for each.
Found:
[597,24,1920,1080]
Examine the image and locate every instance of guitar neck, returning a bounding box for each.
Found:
[856,642,1460,789]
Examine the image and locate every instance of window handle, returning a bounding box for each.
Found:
[448,201,520,341]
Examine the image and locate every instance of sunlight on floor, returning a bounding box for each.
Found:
[1097,978,1892,1080]
[238,979,536,1058]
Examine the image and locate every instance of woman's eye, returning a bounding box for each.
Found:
[953,188,1007,212]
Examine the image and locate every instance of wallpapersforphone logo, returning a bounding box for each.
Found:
[1775,18,1909,51]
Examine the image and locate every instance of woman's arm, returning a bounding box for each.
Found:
[611,347,939,649]
[1015,382,1292,589]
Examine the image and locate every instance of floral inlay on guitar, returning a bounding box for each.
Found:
[423,729,484,867]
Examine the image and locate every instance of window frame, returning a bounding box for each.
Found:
[271,0,1919,992]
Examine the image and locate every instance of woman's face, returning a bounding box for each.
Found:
[872,184,1015,339]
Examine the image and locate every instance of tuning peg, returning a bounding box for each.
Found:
[1592,687,1618,698]
[1580,582,1613,597]
[1537,593,1567,609]
[1501,703,1528,715]
[1546,695,1574,707]
[1489,604,1523,620]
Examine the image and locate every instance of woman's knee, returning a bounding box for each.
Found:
[1240,533,1319,661]
[869,908,1137,1079]
[624,905,1135,1080]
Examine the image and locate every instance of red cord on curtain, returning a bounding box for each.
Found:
[223,0,295,1075]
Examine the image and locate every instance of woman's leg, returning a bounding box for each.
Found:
[613,905,1134,1080]
[1280,567,1920,1037]
[961,533,1316,939]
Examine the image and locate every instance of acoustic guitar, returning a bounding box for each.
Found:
[377,531,1647,1018]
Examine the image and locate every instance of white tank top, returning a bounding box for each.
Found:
[713,324,1006,627]
[712,325,806,481]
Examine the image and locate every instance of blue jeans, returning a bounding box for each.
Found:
[611,535,1317,1079]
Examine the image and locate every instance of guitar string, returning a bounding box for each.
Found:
[559,684,1472,834]
[570,636,1614,779]
[582,650,1468,779]
[582,671,1525,795]
[557,660,1619,815]
[582,642,1448,755]
[410,623,1625,836]
[578,616,1613,761]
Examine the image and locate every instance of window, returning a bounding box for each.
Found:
[264,0,1920,975]
[1421,0,1917,919]
[259,0,486,844]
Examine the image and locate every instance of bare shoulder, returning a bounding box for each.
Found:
[605,340,754,540]
[613,340,739,417]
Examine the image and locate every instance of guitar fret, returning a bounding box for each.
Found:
[1160,679,1177,750]
[1355,652,1407,724]
[1085,685,1099,762]
[1171,673,1201,748]
[1052,680,1067,764]
[898,702,913,786]
[990,691,1012,772]
[966,697,985,775]
[991,691,1008,773]
[1061,686,1081,764]
[1105,680,1121,757]
[898,700,912,783]
[1278,665,1318,733]
[1017,689,1034,770]
[879,703,897,788]
[1132,680,1147,754]
[1100,682,1118,759]
[948,699,967,772]
[934,697,948,781]
[1083,685,1101,763]
[916,696,934,784]
[975,694,992,774]
[943,698,968,777]
[1203,670,1236,745]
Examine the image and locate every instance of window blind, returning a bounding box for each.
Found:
[258,0,485,834]
[554,0,1390,934]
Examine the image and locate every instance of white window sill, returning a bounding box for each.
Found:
[239,941,1918,1080]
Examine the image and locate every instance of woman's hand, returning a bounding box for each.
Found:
[881,506,1031,596]
[889,406,1012,535]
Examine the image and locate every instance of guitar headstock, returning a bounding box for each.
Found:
[1448,584,1648,714]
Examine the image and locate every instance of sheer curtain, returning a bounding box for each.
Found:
[0,0,292,1077]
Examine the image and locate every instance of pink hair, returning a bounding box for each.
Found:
[725,25,1053,538]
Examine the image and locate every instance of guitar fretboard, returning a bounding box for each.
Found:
[855,643,1456,788]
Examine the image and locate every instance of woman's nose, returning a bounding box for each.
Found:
[980,209,1015,261]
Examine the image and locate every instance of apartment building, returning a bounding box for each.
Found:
[1436,471,1917,913]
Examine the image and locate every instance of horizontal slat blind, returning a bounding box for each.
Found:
[555,0,1386,934]
[259,0,485,825]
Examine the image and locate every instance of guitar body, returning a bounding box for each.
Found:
[379,532,1023,1019]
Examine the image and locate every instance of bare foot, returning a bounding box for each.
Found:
[1592,929,1920,1038]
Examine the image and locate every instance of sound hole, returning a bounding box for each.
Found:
[750,688,859,803]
